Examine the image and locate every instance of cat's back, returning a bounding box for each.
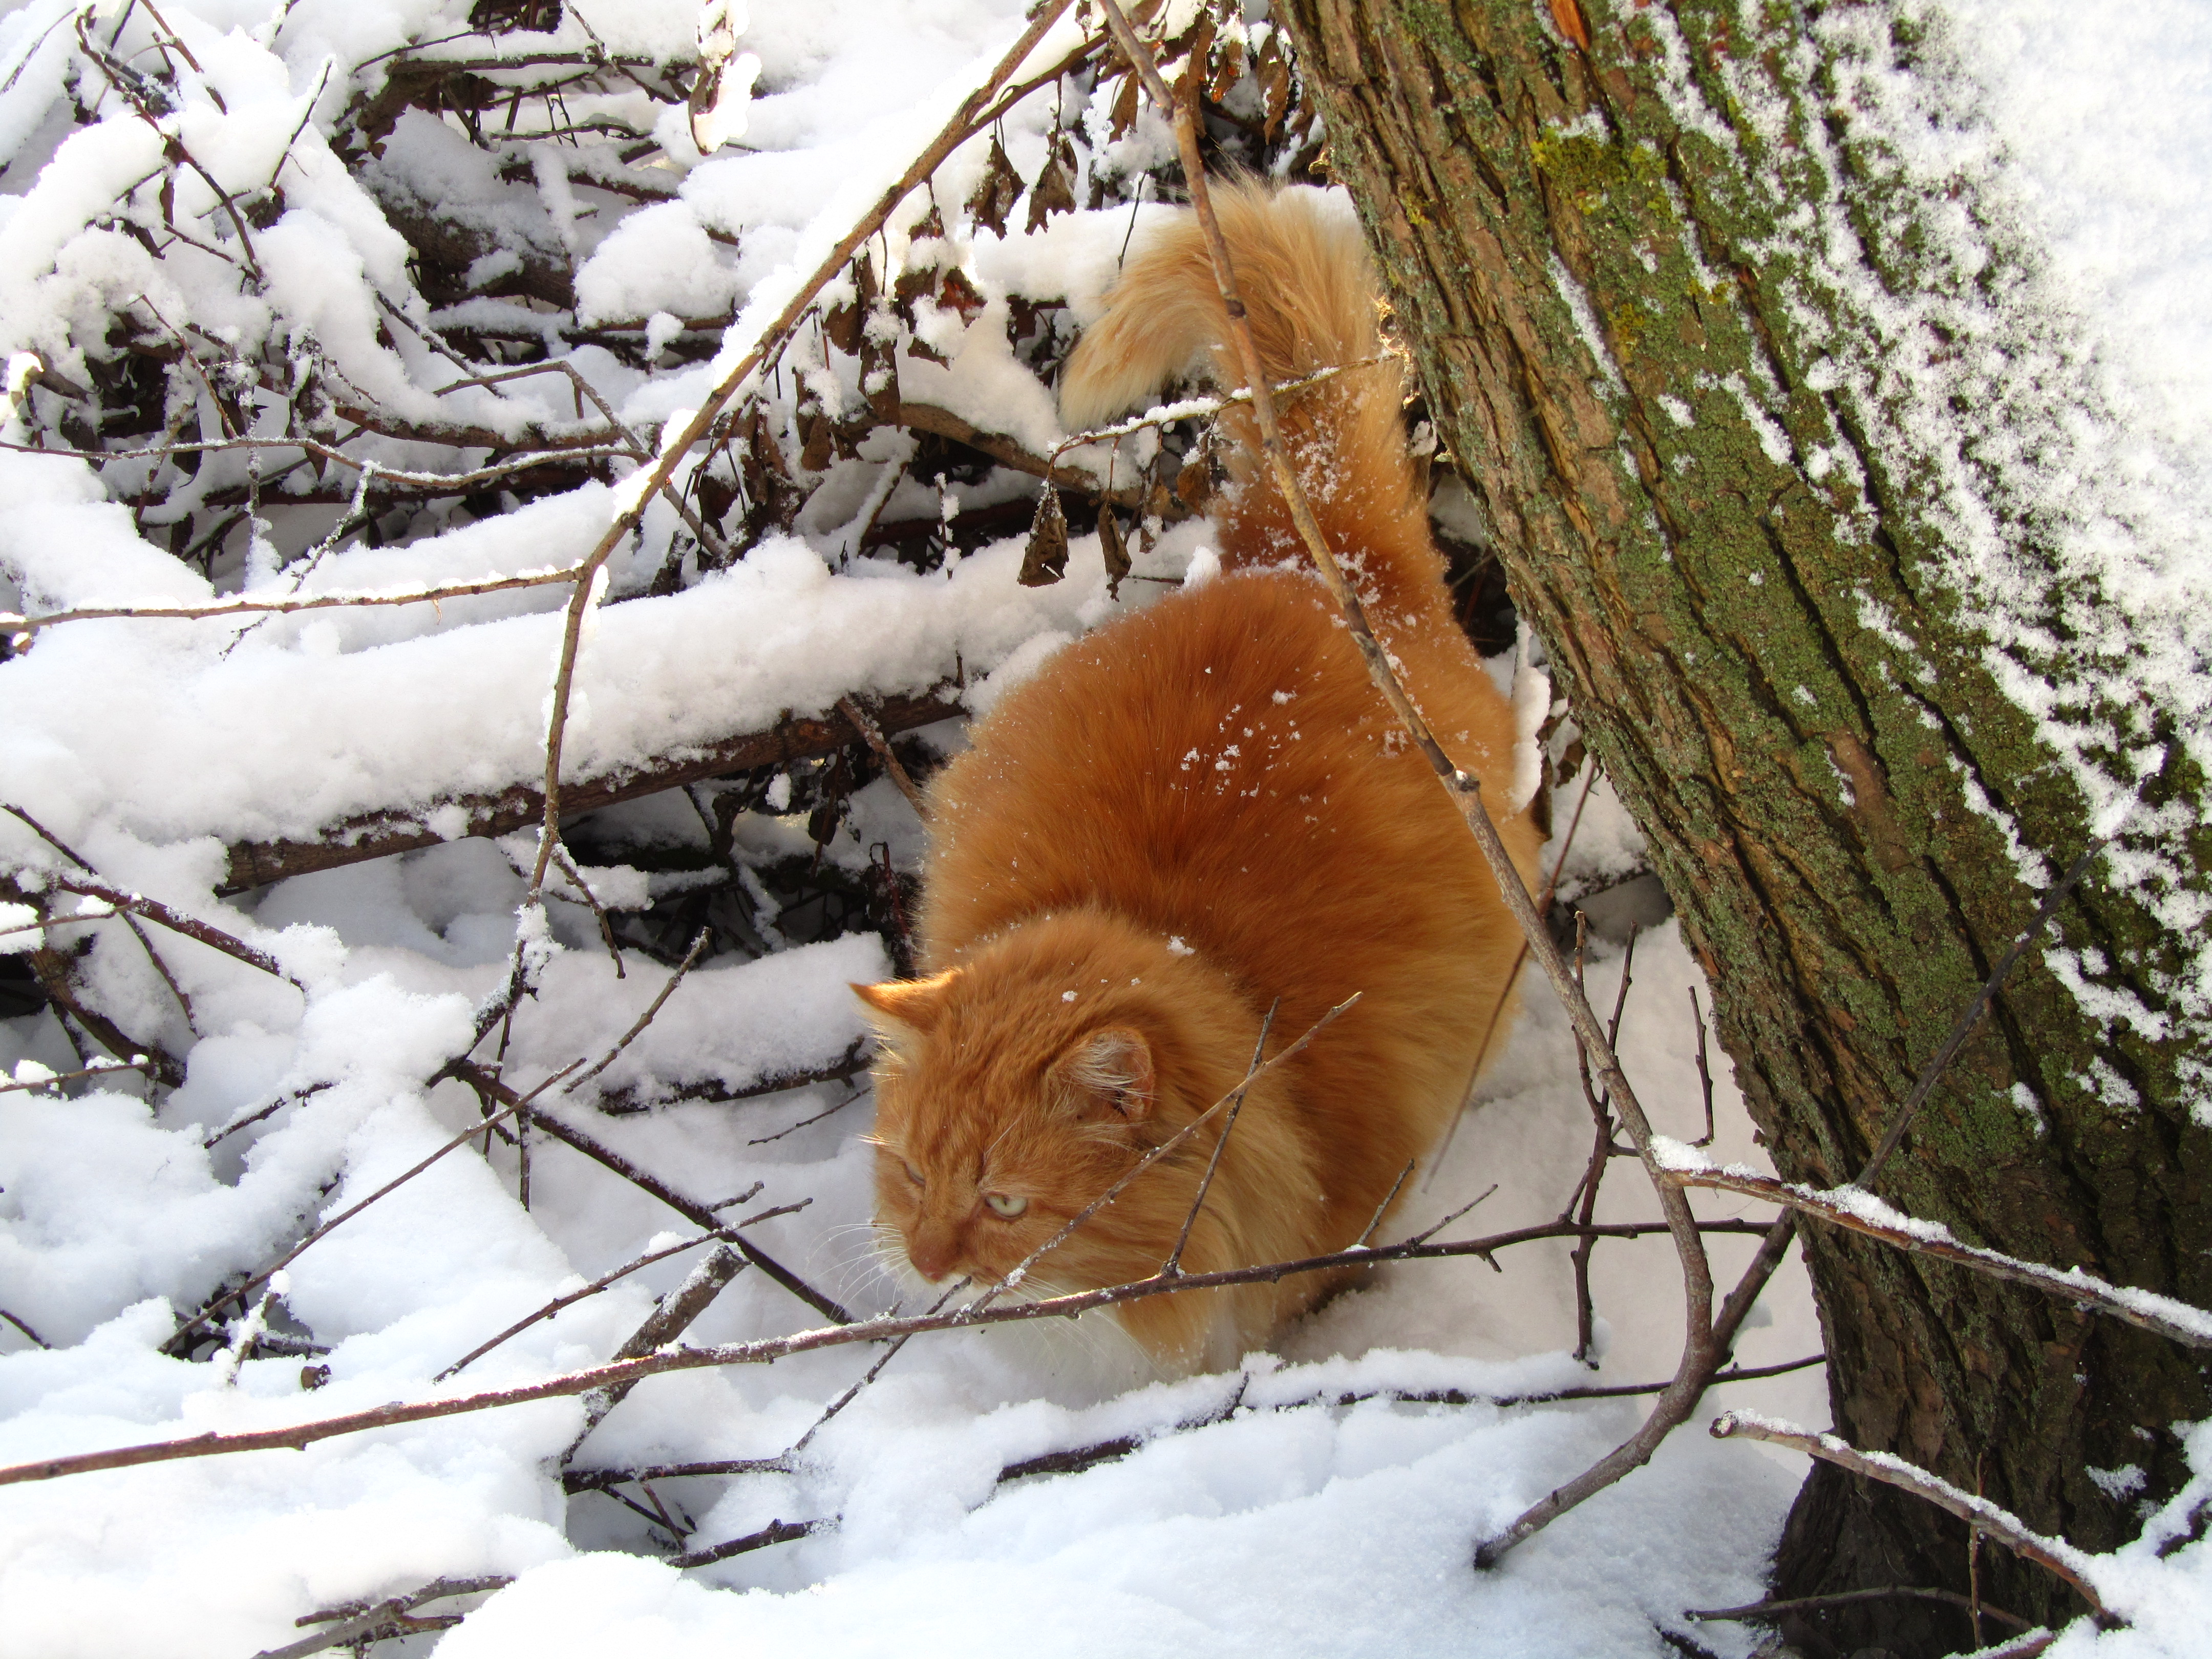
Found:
[917,566,1524,1005]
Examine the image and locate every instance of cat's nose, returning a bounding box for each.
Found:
[907,1225,960,1281]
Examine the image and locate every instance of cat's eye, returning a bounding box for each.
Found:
[902,1160,925,1187]
[983,1193,1028,1219]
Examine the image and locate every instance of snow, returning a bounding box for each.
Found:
[0,0,2205,1654]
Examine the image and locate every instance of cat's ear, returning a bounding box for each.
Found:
[852,971,958,1038]
[1052,1026,1156,1121]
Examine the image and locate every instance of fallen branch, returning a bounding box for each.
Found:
[252,1574,514,1659]
[220,685,963,892]
[598,1041,871,1117]
[564,1244,748,1458]
[1709,1412,2110,1621]
[1657,1154,2212,1351]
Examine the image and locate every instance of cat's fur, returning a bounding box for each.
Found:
[856,182,1542,1374]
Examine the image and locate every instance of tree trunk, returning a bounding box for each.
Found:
[1273,2,2212,1651]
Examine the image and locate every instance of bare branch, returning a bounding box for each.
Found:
[1162,1001,1278,1276]
[667,1516,830,1570]
[837,695,927,812]
[1661,1158,2212,1351]
[4,1213,1786,1488]
[252,1575,514,1659]
[1709,1412,2109,1620]
[0,1057,156,1096]
[565,1243,748,1456]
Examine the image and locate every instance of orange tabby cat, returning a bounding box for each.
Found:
[855,182,1542,1373]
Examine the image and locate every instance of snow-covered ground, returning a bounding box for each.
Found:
[0,1,2207,1655]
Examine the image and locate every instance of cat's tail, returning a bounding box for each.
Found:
[1059,181,1442,614]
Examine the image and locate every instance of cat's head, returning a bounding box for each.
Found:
[853,914,1249,1302]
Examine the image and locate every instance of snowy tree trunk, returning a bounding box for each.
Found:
[1276,1,2212,1648]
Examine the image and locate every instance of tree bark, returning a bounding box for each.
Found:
[1274,2,2212,1651]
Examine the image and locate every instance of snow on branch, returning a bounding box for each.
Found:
[1710,1411,2111,1621]
[1655,1146,2212,1351]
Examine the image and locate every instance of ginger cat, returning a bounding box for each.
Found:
[855,182,1542,1374]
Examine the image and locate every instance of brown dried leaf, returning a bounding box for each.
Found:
[1018,488,1070,586]
[1025,134,1079,235]
[1172,14,1215,107]
[860,326,899,421]
[1255,31,1291,139]
[799,410,834,473]
[1108,69,1141,140]
[1175,454,1214,514]
[966,134,1022,238]
[938,266,987,325]
[1549,0,1592,52]
[822,252,876,355]
[1097,506,1130,596]
[1207,40,1242,104]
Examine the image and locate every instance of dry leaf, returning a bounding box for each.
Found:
[1255,31,1291,139]
[822,252,875,355]
[1098,506,1131,597]
[1018,488,1070,586]
[1207,38,1242,104]
[1025,134,1079,235]
[799,409,834,473]
[937,266,987,324]
[1175,454,1214,513]
[1108,69,1141,140]
[967,134,1022,238]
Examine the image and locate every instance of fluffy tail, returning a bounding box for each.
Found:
[1059,182,1443,616]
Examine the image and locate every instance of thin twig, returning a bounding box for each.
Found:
[436,1213,791,1381]
[837,695,927,812]
[666,1517,830,1570]
[0,1057,156,1096]
[556,928,708,1094]
[1356,1160,1418,1248]
[1685,1585,2031,1632]
[253,1575,514,1659]
[3,563,588,638]
[0,1309,51,1348]
[470,1071,856,1327]
[1162,1001,1278,1275]
[546,840,627,979]
[1709,1412,2109,1619]
[25,872,299,985]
